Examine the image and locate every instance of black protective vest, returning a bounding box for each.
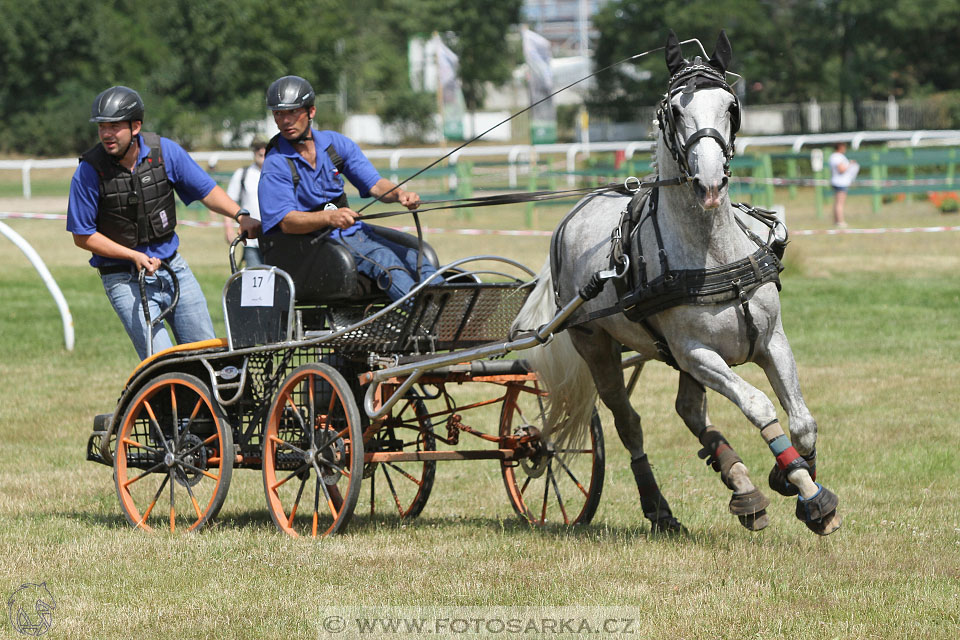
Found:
[80,131,178,248]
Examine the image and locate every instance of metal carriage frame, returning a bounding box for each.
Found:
[86,254,608,537]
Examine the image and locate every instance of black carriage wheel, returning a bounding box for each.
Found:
[114,373,233,532]
[362,399,437,520]
[499,380,604,526]
[262,363,364,538]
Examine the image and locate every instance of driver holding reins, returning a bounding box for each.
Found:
[257,75,441,302]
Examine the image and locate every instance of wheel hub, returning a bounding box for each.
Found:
[516,425,551,478]
[172,433,207,488]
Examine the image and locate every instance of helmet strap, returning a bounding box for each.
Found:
[294,121,313,145]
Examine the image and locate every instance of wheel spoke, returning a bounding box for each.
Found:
[143,401,172,454]
[553,453,591,499]
[548,465,570,525]
[384,462,423,486]
[182,478,203,520]
[134,473,170,529]
[539,465,550,522]
[287,474,308,528]
[178,432,221,460]
[122,461,167,489]
[270,464,310,491]
[169,385,179,449]
[268,433,307,457]
[179,460,220,482]
[381,465,405,515]
[179,398,206,440]
[121,438,163,455]
[168,469,176,533]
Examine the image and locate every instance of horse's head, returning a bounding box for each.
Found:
[658,31,740,210]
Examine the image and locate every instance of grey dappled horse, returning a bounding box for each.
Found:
[513,32,840,535]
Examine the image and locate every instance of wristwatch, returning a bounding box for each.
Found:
[234,208,250,221]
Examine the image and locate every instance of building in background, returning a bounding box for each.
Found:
[522,0,611,57]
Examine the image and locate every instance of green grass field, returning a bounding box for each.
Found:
[1,190,959,639]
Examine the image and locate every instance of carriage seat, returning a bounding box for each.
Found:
[259,224,440,305]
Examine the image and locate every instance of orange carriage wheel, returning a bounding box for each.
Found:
[262,363,364,538]
[499,380,604,526]
[114,373,233,532]
[362,399,436,520]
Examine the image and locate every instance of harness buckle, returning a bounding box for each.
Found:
[597,255,630,281]
[624,176,642,193]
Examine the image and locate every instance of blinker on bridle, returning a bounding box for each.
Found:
[658,58,741,180]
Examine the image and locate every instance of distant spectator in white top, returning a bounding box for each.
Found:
[224,138,267,266]
[829,142,859,228]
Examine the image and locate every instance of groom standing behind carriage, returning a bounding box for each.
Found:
[67,86,260,360]
[257,75,439,302]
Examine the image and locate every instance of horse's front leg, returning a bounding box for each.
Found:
[675,344,840,535]
[675,371,770,531]
[755,324,841,534]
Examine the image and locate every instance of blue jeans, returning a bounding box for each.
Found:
[101,253,215,360]
[338,227,440,302]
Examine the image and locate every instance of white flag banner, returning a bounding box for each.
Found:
[522,27,557,144]
[431,34,466,141]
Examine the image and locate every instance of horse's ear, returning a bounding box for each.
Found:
[665,30,686,75]
[709,30,733,73]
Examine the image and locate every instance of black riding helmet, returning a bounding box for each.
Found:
[90,86,144,122]
[266,76,315,111]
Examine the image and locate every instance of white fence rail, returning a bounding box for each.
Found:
[4,131,960,198]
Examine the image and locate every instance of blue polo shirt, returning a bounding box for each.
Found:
[67,134,217,268]
[258,129,381,235]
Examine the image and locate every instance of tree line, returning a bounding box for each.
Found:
[591,0,960,129]
[1,0,957,157]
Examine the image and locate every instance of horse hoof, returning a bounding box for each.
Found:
[805,509,842,536]
[650,516,688,536]
[796,484,841,535]
[768,464,798,497]
[738,509,770,532]
[728,488,770,516]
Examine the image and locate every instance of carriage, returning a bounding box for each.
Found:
[85,30,841,538]
[85,227,607,537]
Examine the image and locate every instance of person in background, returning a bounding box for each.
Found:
[67,85,260,360]
[257,75,439,302]
[223,137,266,266]
[829,142,859,228]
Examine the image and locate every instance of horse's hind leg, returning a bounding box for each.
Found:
[756,326,841,535]
[676,371,770,531]
[571,331,685,534]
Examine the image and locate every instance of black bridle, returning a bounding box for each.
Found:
[657,60,741,181]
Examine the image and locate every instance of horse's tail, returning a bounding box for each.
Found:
[512,259,597,449]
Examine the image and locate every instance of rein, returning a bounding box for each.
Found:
[358,175,690,223]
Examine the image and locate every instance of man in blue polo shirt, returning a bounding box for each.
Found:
[67,86,260,359]
[258,75,439,302]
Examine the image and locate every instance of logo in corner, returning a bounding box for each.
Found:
[7,583,56,636]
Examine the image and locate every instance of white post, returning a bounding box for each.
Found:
[21,159,33,199]
[806,98,821,133]
[886,95,899,130]
[0,220,74,351]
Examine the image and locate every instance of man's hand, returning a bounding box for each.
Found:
[238,214,261,239]
[133,253,162,275]
[324,208,361,229]
[397,189,420,211]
